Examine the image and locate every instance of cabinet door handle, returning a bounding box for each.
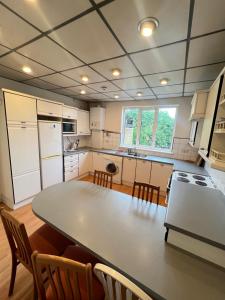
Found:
[49,112,53,115]
[21,126,26,129]
[21,121,26,124]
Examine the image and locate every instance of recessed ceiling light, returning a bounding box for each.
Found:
[160,78,169,85]
[137,92,143,97]
[138,17,159,37]
[80,90,86,95]
[114,95,119,99]
[81,75,89,82]
[112,68,121,77]
[22,66,32,74]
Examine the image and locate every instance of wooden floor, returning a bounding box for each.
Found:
[0,177,166,300]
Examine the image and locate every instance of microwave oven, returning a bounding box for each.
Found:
[62,121,77,134]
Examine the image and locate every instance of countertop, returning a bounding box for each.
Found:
[33,181,225,300]
[165,179,225,249]
[64,147,208,175]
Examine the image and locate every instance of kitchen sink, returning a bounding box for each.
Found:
[127,152,147,158]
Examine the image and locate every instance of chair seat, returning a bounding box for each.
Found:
[46,245,105,300]
[29,224,73,256]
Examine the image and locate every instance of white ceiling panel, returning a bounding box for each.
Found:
[188,32,225,67]
[87,93,110,100]
[0,44,10,56]
[153,84,183,95]
[134,95,155,100]
[1,0,91,32]
[0,52,53,77]
[87,81,120,92]
[113,76,147,90]
[145,70,184,87]
[184,92,194,97]
[101,0,189,52]
[40,73,78,87]
[0,64,32,81]
[73,95,92,101]
[91,56,139,80]
[186,64,225,83]
[184,81,213,93]
[24,78,60,90]
[126,88,154,97]
[103,91,130,98]
[18,37,82,71]
[67,85,96,95]
[62,66,105,84]
[131,42,186,75]
[0,5,39,49]
[51,88,77,97]
[157,93,182,99]
[191,0,225,37]
[49,11,124,63]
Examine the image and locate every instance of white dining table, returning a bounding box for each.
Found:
[32,180,225,300]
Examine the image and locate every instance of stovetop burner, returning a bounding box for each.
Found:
[177,177,190,183]
[195,181,207,186]
[193,175,206,181]
[178,172,188,177]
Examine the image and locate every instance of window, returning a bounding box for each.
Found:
[121,106,177,151]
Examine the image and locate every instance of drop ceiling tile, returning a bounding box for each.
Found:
[67,85,96,95]
[51,88,77,97]
[186,63,224,83]
[184,81,213,93]
[49,11,124,63]
[153,84,183,95]
[191,0,225,37]
[0,52,53,77]
[1,0,91,32]
[18,37,82,71]
[0,5,39,48]
[103,91,130,98]
[126,88,154,97]
[73,95,92,101]
[62,66,105,84]
[88,93,110,100]
[157,93,182,99]
[0,44,10,56]
[113,76,147,90]
[91,56,139,80]
[24,78,60,90]
[145,70,184,87]
[131,42,186,75]
[101,0,189,52]
[87,81,120,92]
[0,64,32,81]
[184,92,194,97]
[134,95,156,100]
[40,73,78,87]
[188,32,225,67]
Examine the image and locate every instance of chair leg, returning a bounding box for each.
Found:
[33,279,38,300]
[8,255,17,296]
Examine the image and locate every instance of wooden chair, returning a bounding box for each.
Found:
[0,209,73,297]
[93,170,113,189]
[132,181,160,205]
[94,263,152,300]
[32,246,105,300]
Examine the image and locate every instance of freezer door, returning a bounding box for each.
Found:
[38,121,62,158]
[41,156,63,189]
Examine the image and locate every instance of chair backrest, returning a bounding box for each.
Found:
[32,251,93,300]
[132,181,160,204]
[93,170,113,189]
[0,209,33,271]
[94,263,152,300]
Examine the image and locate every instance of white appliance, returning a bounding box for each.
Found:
[172,171,216,189]
[38,121,63,189]
[102,154,122,184]
[62,120,77,135]
[90,107,105,130]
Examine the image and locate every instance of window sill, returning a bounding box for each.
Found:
[119,145,173,155]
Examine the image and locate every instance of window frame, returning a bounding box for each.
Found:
[120,105,178,152]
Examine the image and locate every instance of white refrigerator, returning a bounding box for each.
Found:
[38,121,63,189]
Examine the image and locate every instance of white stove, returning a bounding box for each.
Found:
[173,171,217,189]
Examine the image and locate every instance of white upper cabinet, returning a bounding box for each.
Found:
[77,110,90,135]
[135,160,152,184]
[62,105,78,120]
[4,92,37,124]
[189,90,208,120]
[122,157,136,185]
[150,162,173,193]
[37,99,62,117]
[90,107,105,130]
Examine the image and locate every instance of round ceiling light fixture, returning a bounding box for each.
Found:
[114,94,119,99]
[112,68,121,77]
[160,78,169,85]
[137,91,143,97]
[81,75,89,82]
[138,17,159,37]
[80,90,86,95]
[22,66,32,74]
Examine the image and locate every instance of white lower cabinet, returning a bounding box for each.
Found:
[13,170,41,203]
[135,160,152,184]
[64,154,79,181]
[122,157,137,185]
[41,156,63,189]
[79,152,90,176]
[150,162,173,193]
